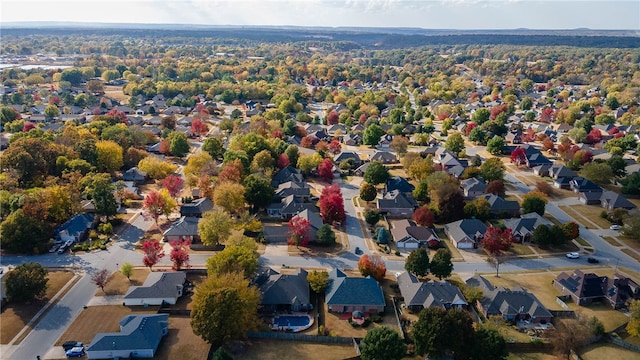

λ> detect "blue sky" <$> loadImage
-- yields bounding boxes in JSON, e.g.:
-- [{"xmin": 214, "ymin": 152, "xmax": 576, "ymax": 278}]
[{"xmin": 2, "ymin": 0, "xmax": 639, "ymax": 30}]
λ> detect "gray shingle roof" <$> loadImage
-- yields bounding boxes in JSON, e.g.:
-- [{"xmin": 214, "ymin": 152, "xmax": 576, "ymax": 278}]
[
  {"xmin": 163, "ymin": 216, "xmax": 200, "ymax": 237},
  {"xmin": 179, "ymin": 197, "xmax": 214, "ymax": 216},
  {"xmin": 444, "ymin": 219, "xmax": 487, "ymax": 243},
  {"xmin": 397, "ymin": 272, "xmax": 467, "ymax": 309},
  {"xmin": 124, "ymin": 272, "xmax": 186, "ymax": 300},
  {"xmin": 259, "ymin": 268, "xmax": 310, "ymax": 306},
  {"xmin": 326, "ymin": 269, "xmax": 385, "ymax": 307},
  {"xmin": 87, "ymin": 314, "xmax": 168, "ymax": 353}
]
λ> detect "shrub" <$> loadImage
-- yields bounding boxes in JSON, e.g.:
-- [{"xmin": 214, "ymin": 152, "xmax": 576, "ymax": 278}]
[
  {"xmin": 362, "ymin": 318, "xmax": 372, "ymax": 327},
  {"xmin": 372, "ymin": 316, "xmax": 383, "ymax": 323}
]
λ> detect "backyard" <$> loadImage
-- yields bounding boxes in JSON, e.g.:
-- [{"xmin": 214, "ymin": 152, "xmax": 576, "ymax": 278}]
[
  {"xmin": 0, "ymin": 270, "xmax": 76, "ymax": 344},
  {"xmin": 235, "ymin": 339, "xmax": 357, "ymax": 360}
]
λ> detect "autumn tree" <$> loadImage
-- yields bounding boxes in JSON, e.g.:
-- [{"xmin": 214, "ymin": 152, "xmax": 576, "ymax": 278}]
[
  {"xmin": 95, "ymin": 140, "xmax": 124, "ymax": 173},
  {"xmin": 202, "ymin": 137, "xmax": 225, "ymax": 160},
  {"xmin": 243, "ymin": 174, "xmax": 274, "ymax": 210},
  {"xmin": 627, "ymin": 299, "xmax": 640, "ymax": 337},
  {"xmin": 162, "ymin": 174, "xmax": 184, "ymax": 199},
  {"xmin": 536, "ymin": 181, "xmax": 554, "ymax": 196},
  {"xmin": 485, "ymin": 180, "xmax": 506, "ymax": 196},
  {"xmin": 482, "ymin": 227, "xmax": 514, "ymax": 277},
  {"xmin": 364, "ymin": 161, "xmax": 390, "ymax": 185},
  {"xmin": 358, "ymin": 254, "xmax": 386, "ymax": 281},
  {"xmin": 430, "ymin": 249, "xmax": 453, "ymax": 280},
  {"xmin": 413, "ymin": 308, "xmax": 475, "ymax": 359},
  {"xmin": 522, "ymin": 193, "xmax": 547, "ymax": 215},
  {"xmin": 328, "ymin": 139, "xmax": 341, "ymax": 155},
  {"xmin": 413, "ymin": 206, "xmax": 435, "ymax": 227},
  {"xmin": 360, "ymin": 326, "xmax": 407, "ymax": 360},
  {"xmin": 142, "ymin": 240, "xmax": 165, "ymax": 271},
  {"xmin": 120, "ymin": 262, "xmax": 134, "ymax": 280},
  {"xmin": 142, "ymin": 189, "xmax": 176, "ymax": 226},
  {"xmin": 510, "ymin": 147, "xmax": 527, "ymax": 166},
  {"xmin": 92, "ymin": 268, "xmax": 109, "ymax": 292},
  {"xmin": 190, "ymin": 272, "xmax": 261, "ymax": 346},
  {"xmin": 547, "ymin": 318, "xmax": 595, "ymax": 360},
  {"xmin": 206, "ymin": 239, "xmax": 259, "ymax": 279},
  {"xmin": 319, "ymin": 184, "xmax": 346, "ymax": 224},
  {"xmin": 213, "ymin": 182, "xmax": 246, "ymax": 214},
  {"xmin": 288, "ymin": 216, "xmax": 311, "ymax": 248},
  {"xmin": 464, "ymin": 197, "xmax": 491, "ymax": 221},
  {"xmin": 317, "ymin": 158, "xmax": 334, "ymax": 181},
  {"xmin": 0, "ymin": 209, "xmax": 51, "ymax": 254},
  {"xmin": 480, "ymin": 157, "xmax": 505, "ymax": 182},
  {"xmin": 199, "ymin": 209, "xmax": 234, "ymax": 246},
  {"xmin": 4, "ymin": 262, "xmax": 48, "ymax": 302},
  {"xmin": 316, "ymin": 224, "xmax": 336, "ymax": 245},
  {"xmin": 138, "ymin": 156, "xmax": 178, "ymax": 180},
  {"xmin": 364, "ymin": 209, "xmax": 382, "ymax": 227},
  {"xmin": 170, "ymin": 239, "xmax": 191, "ymax": 270},
  {"xmin": 444, "ymin": 132, "xmax": 465, "ymax": 155},
  {"xmin": 486, "ymin": 135, "xmax": 505, "ymax": 155},
  {"xmin": 307, "ymin": 270, "xmax": 330, "ymax": 294},
  {"xmin": 191, "ymin": 118, "xmax": 209, "ymax": 136},
  {"xmin": 390, "ymin": 136, "xmax": 409, "ymax": 155},
  {"xmin": 405, "ymin": 248, "xmax": 430, "ymax": 277},
  {"xmin": 359, "ymin": 182, "xmax": 378, "ymax": 203}
]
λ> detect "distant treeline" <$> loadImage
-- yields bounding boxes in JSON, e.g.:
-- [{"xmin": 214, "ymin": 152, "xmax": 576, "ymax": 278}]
[{"xmin": 3, "ymin": 27, "xmax": 639, "ymax": 49}]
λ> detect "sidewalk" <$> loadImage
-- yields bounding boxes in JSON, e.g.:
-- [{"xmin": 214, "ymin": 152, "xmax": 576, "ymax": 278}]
[{"xmin": 86, "ymin": 295, "xmax": 125, "ymax": 306}]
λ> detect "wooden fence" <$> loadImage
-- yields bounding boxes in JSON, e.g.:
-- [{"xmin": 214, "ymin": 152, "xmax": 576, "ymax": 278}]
[{"xmin": 247, "ymin": 331, "xmax": 358, "ymax": 344}]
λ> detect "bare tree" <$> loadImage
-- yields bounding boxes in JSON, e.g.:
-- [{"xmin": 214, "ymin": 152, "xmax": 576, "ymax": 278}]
[{"xmin": 91, "ymin": 268, "xmax": 109, "ymax": 292}]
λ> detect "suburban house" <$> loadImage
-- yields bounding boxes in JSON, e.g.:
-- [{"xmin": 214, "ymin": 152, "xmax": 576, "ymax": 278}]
[
  {"xmin": 396, "ymin": 272, "xmax": 468, "ymax": 312},
  {"xmin": 386, "ymin": 176, "xmax": 415, "ymax": 194},
  {"xmin": 55, "ymin": 213, "xmax": 95, "ymax": 244},
  {"xmin": 443, "ymin": 219, "xmax": 488, "ymax": 249},
  {"xmin": 553, "ymin": 176, "xmax": 573, "ymax": 189},
  {"xmin": 525, "ymin": 151, "xmax": 552, "ymax": 168},
  {"xmin": 570, "ymin": 177, "xmax": 603, "ymax": 193},
  {"xmin": 466, "ymin": 275, "xmax": 553, "ymax": 324},
  {"xmin": 123, "ymin": 271, "xmax": 186, "ymax": 306},
  {"xmin": 266, "ymin": 195, "xmax": 319, "ymax": 220},
  {"xmin": 370, "ymin": 151, "xmax": 398, "ymax": 164},
  {"xmin": 478, "ymin": 194, "xmax": 521, "ymax": 218},
  {"xmin": 291, "ymin": 209, "xmax": 323, "ymax": 242},
  {"xmin": 163, "ymin": 216, "xmax": 200, "ymax": 243},
  {"xmin": 343, "ymin": 133, "xmax": 361, "ymax": 146},
  {"xmin": 600, "ymin": 191, "xmax": 637, "ymax": 211},
  {"xmin": 461, "ymin": 178, "xmax": 487, "ymax": 198},
  {"xmin": 504, "ymin": 212, "xmax": 553, "ymax": 243},
  {"xmin": 334, "ymin": 151, "xmax": 362, "ymax": 167},
  {"xmin": 553, "ymin": 270, "xmax": 640, "ymax": 309},
  {"xmin": 271, "ymin": 166, "xmax": 304, "ymax": 187},
  {"xmin": 579, "ymin": 192, "xmax": 602, "ymax": 205},
  {"xmin": 179, "ymin": 197, "xmax": 214, "ymax": 217},
  {"xmin": 354, "ymin": 162, "xmax": 372, "ymax": 176},
  {"xmin": 533, "ymin": 164, "xmax": 552, "ymax": 177},
  {"xmin": 549, "ymin": 165, "xmax": 577, "ymax": 179},
  {"xmin": 326, "ymin": 269, "xmax": 386, "ymax": 314},
  {"xmin": 377, "ymin": 190, "xmax": 418, "ymax": 217},
  {"xmin": 256, "ymin": 268, "xmax": 312, "ymax": 313},
  {"xmin": 86, "ymin": 314, "xmax": 169, "ymax": 359},
  {"xmin": 390, "ymin": 219, "xmax": 439, "ymax": 249},
  {"xmin": 122, "ymin": 167, "xmax": 148, "ymax": 184},
  {"xmin": 274, "ymin": 181, "xmax": 310, "ymax": 200}
]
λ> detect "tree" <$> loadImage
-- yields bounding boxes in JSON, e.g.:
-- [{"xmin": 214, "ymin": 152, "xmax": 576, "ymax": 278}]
[
  {"xmin": 191, "ymin": 118, "xmax": 209, "ymax": 136},
  {"xmin": 485, "ymin": 180, "xmax": 506, "ymax": 196},
  {"xmin": 142, "ymin": 240, "xmax": 165, "ymax": 271},
  {"xmin": 359, "ymin": 182, "xmax": 378, "ymax": 202},
  {"xmin": 95, "ymin": 140, "xmax": 124, "ymax": 173},
  {"xmin": 482, "ymin": 227, "xmax": 514, "ymax": 277},
  {"xmin": 363, "ymin": 124, "xmax": 385, "ymax": 146},
  {"xmin": 622, "ymin": 214, "xmax": 640, "ymax": 241},
  {"xmin": 360, "ymin": 326, "xmax": 407, "ymax": 360},
  {"xmin": 317, "ymin": 158, "xmax": 334, "ymax": 181},
  {"xmin": 358, "ymin": 254, "xmax": 386, "ymax": 281},
  {"xmin": 364, "ymin": 161, "xmax": 390, "ymax": 185},
  {"xmin": 413, "ymin": 308, "xmax": 474, "ymax": 359},
  {"xmin": 413, "ymin": 206, "xmax": 435, "ymax": 227},
  {"xmin": 532, "ymin": 225, "xmax": 554, "ymax": 248},
  {"xmin": 211, "ymin": 347, "xmax": 233, "ymax": 360},
  {"xmin": 142, "ymin": 189, "xmax": 176, "ymax": 226},
  {"xmin": 190, "ymin": 272, "xmax": 261, "ymax": 346},
  {"xmin": 405, "ymin": 248, "xmax": 430, "ymax": 277},
  {"xmin": 480, "ymin": 157, "xmax": 505, "ymax": 182},
  {"xmin": 170, "ymin": 239, "xmax": 191, "ymax": 270},
  {"xmin": 92, "ymin": 268, "xmax": 109, "ymax": 292},
  {"xmin": 276, "ymin": 153, "xmax": 290, "ymax": 169},
  {"xmin": 319, "ymin": 184, "xmax": 346, "ymax": 224},
  {"xmin": 5, "ymin": 262, "xmax": 48, "ymax": 302},
  {"xmin": 510, "ymin": 147, "xmax": 527, "ymax": 166},
  {"xmin": 546, "ymin": 318, "xmax": 593, "ymax": 360},
  {"xmin": 522, "ymin": 193, "xmax": 547, "ymax": 215},
  {"xmin": 413, "ymin": 180, "xmax": 429, "ymax": 202},
  {"xmin": 473, "ymin": 328, "xmax": 508, "ymax": 360},
  {"xmin": 562, "ymin": 222, "xmax": 580, "ymax": 240},
  {"xmin": 162, "ymin": 174, "xmax": 184, "ymax": 199},
  {"xmin": 390, "ymin": 136, "xmax": 409, "ymax": 155},
  {"xmin": 316, "ymin": 224, "xmax": 336, "ymax": 245},
  {"xmin": 202, "ymin": 137, "xmax": 225, "ymax": 160},
  {"xmin": 627, "ymin": 299, "xmax": 640, "ymax": 337},
  {"xmin": 288, "ymin": 215, "xmax": 311, "ymax": 248},
  {"xmin": 169, "ymin": 132, "xmax": 190, "ymax": 157},
  {"xmin": 120, "ymin": 262, "xmax": 134, "ymax": 280},
  {"xmin": 430, "ymin": 249, "xmax": 453, "ymax": 280},
  {"xmin": 199, "ymin": 209, "xmax": 234, "ymax": 246},
  {"xmin": 44, "ymin": 103, "xmax": 60, "ymax": 119},
  {"xmin": 139, "ymin": 156, "xmax": 178, "ymax": 180},
  {"xmin": 243, "ymin": 174, "xmax": 274, "ymax": 210},
  {"xmin": 250, "ymin": 149, "xmax": 275, "ymax": 174},
  {"xmin": 444, "ymin": 132, "xmax": 465, "ymax": 155},
  {"xmin": 486, "ymin": 135, "xmax": 505, "ymax": 155},
  {"xmin": 161, "ymin": 115, "xmax": 177, "ymax": 129},
  {"xmin": 364, "ymin": 209, "xmax": 382, "ymax": 226},
  {"xmin": 81, "ymin": 173, "xmax": 118, "ymax": 220},
  {"xmin": 213, "ymin": 182, "xmax": 245, "ymax": 214},
  {"xmin": 581, "ymin": 162, "xmax": 614, "ymax": 185},
  {"xmin": 206, "ymin": 242, "xmax": 259, "ymax": 279},
  {"xmin": 437, "ymin": 189, "xmax": 465, "ymax": 223},
  {"xmin": 307, "ymin": 270, "xmax": 330, "ymax": 294},
  {"xmin": 0, "ymin": 209, "xmax": 50, "ymax": 254},
  {"xmin": 464, "ymin": 197, "xmax": 491, "ymax": 221}
]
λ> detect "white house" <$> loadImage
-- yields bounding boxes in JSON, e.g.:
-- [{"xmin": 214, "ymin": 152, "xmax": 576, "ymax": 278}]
[
  {"xmin": 123, "ymin": 271, "xmax": 186, "ymax": 306},
  {"xmin": 86, "ymin": 314, "xmax": 169, "ymax": 359}
]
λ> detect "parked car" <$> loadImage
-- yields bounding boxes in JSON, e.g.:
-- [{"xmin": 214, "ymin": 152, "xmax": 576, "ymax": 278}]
[
  {"xmin": 57, "ymin": 245, "xmax": 67, "ymax": 254},
  {"xmin": 65, "ymin": 346, "xmax": 85, "ymax": 357},
  {"xmin": 566, "ymin": 252, "xmax": 580, "ymax": 259},
  {"xmin": 587, "ymin": 257, "xmax": 599, "ymax": 264},
  {"xmin": 49, "ymin": 244, "xmax": 60, "ymax": 253},
  {"xmin": 609, "ymin": 225, "xmax": 622, "ymax": 230},
  {"xmin": 354, "ymin": 247, "xmax": 362, "ymax": 255},
  {"xmin": 62, "ymin": 341, "xmax": 83, "ymax": 351}
]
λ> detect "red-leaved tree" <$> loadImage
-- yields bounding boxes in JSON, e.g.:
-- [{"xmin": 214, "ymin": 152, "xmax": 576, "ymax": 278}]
[
  {"xmin": 276, "ymin": 154, "xmax": 290, "ymax": 169},
  {"xmin": 319, "ymin": 184, "xmax": 346, "ymax": 225},
  {"xmin": 22, "ymin": 121, "xmax": 36, "ymax": 132},
  {"xmin": 522, "ymin": 128, "xmax": 536, "ymax": 143},
  {"xmin": 317, "ymin": 158, "xmax": 334, "ymax": 182},
  {"xmin": 464, "ymin": 122, "xmax": 478, "ymax": 136},
  {"xmin": 143, "ymin": 191, "xmax": 167, "ymax": 226},
  {"xmin": 288, "ymin": 216, "xmax": 311, "ymax": 248},
  {"xmin": 485, "ymin": 180, "xmax": 506, "ymax": 197},
  {"xmin": 191, "ymin": 118, "xmax": 209, "ymax": 137},
  {"xmin": 358, "ymin": 254, "xmax": 386, "ymax": 282},
  {"xmin": 326, "ymin": 110, "xmax": 339, "ymax": 125},
  {"xmin": 328, "ymin": 139, "xmax": 342, "ymax": 155},
  {"xmin": 510, "ymin": 147, "xmax": 527, "ymax": 166},
  {"xmin": 142, "ymin": 240, "xmax": 165, "ymax": 271},
  {"xmin": 91, "ymin": 268, "xmax": 109, "ymax": 292},
  {"xmin": 482, "ymin": 227, "xmax": 514, "ymax": 277},
  {"xmin": 413, "ymin": 206, "xmax": 435, "ymax": 227},
  {"xmin": 585, "ymin": 129, "xmax": 603, "ymax": 144},
  {"xmin": 162, "ymin": 174, "xmax": 184, "ymax": 199},
  {"xmin": 159, "ymin": 139, "xmax": 170, "ymax": 154},
  {"xmin": 170, "ymin": 239, "xmax": 190, "ymax": 270}
]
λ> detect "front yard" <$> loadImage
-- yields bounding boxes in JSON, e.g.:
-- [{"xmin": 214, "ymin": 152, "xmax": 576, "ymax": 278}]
[{"xmin": 95, "ymin": 267, "xmax": 150, "ymax": 296}]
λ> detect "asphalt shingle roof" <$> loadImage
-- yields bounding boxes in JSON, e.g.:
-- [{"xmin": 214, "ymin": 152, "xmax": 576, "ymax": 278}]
[
  {"xmin": 326, "ymin": 269, "xmax": 385, "ymax": 307},
  {"xmin": 87, "ymin": 314, "xmax": 168, "ymax": 353}
]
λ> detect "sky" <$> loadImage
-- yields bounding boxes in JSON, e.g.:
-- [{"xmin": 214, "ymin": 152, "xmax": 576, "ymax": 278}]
[{"xmin": 2, "ymin": 0, "xmax": 639, "ymax": 30}]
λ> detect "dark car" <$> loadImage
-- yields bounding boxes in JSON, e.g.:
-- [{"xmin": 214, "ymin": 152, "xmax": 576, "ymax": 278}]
[
  {"xmin": 587, "ymin": 257, "xmax": 599, "ymax": 264},
  {"xmin": 354, "ymin": 247, "xmax": 362, "ymax": 255},
  {"xmin": 62, "ymin": 341, "xmax": 83, "ymax": 351}
]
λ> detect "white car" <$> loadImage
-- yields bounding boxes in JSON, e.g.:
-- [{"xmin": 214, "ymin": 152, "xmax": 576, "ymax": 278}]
[
  {"xmin": 610, "ymin": 225, "xmax": 622, "ymax": 230},
  {"xmin": 566, "ymin": 252, "xmax": 580, "ymax": 259}
]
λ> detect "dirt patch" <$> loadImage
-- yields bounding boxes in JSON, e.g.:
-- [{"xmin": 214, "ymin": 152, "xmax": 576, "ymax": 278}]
[
  {"xmin": 95, "ymin": 267, "xmax": 151, "ymax": 296},
  {"xmin": 154, "ymin": 316, "xmax": 210, "ymax": 360},
  {"xmin": 236, "ymin": 339, "xmax": 356, "ymax": 360},
  {"xmin": 104, "ymin": 85, "xmax": 128, "ymax": 102},
  {"xmin": 0, "ymin": 270, "xmax": 75, "ymax": 344},
  {"xmin": 56, "ymin": 305, "xmax": 159, "ymax": 346}
]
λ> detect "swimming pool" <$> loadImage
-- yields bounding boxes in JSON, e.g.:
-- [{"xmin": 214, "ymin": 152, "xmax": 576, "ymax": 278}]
[{"xmin": 272, "ymin": 314, "xmax": 314, "ymax": 332}]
